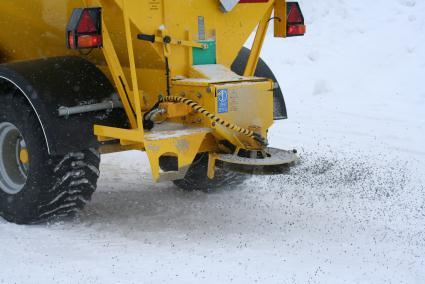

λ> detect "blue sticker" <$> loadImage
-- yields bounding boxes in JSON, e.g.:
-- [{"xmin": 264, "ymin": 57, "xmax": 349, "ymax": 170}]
[{"xmin": 217, "ymin": 89, "xmax": 229, "ymax": 113}]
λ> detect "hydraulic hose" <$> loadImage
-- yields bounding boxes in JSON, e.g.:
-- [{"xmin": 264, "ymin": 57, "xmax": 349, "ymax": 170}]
[{"xmin": 159, "ymin": 96, "xmax": 268, "ymax": 146}]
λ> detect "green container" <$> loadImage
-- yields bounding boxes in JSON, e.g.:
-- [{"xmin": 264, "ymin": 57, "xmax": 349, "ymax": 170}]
[{"xmin": 193, "ymin": 40, "xmax": 216, "ymax": 65}]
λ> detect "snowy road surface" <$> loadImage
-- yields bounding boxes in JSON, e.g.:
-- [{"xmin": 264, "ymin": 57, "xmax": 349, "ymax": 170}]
[{"xmin": 1, "ymin": 0, "xmax": 424, "ymax": 283}]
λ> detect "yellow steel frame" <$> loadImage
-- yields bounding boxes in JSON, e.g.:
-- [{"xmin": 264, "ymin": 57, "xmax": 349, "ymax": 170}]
[
  {"xmin": 92, "ymin": 0, "xmax": 281, "ymax": 181},
  {"xmin": 94, "ymin": 1, "xmax": 218, "ymax": 181},
  {"xmin": 0, "ymin": 0, "xmax": 295, "ymax": 182},
  {"xmin": 148, "ymin": 36, "xmax": 208, "ymax": 50}
]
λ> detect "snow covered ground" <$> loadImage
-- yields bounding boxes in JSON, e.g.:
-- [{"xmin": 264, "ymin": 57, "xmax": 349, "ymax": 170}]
[{"xmin": 1, "ymin": 0, "xmax": 424, "ymax": 283}]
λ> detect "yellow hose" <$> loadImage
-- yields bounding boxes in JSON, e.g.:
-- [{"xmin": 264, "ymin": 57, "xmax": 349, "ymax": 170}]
[{"xmin": 160, "ymin": 96, "xmax": 268, "ymax": 146}]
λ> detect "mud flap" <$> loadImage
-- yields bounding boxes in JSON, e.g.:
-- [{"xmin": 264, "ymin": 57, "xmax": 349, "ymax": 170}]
[{"xmin": 0, "ymin": 56, "xmax": 128, "ymax": 155}]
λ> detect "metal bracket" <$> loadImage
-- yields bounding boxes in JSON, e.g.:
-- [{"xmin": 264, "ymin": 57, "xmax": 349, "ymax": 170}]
[{"xmin": 137, "ymin": 33, "xmax": 208, "ymax": 50}]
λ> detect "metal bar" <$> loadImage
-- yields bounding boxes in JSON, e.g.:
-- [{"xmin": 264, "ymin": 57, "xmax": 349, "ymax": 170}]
[
  {"xmin": 243, "ymin": 4, "xmax": 274, "ymax": 77},
  {"xmin": 157, "ymin": 36, "xmax": 206, "ymax": 49},
  {"xmin": 198, "ymin": 16, "xmax": 206, "ymax": 40},
  {"xmin": 137, "ymin": 34, "xmax": 207, "ymax": 49},
  {"xmin": 58, "ymin": 101, "xmax": 123, "ymax": 117}
]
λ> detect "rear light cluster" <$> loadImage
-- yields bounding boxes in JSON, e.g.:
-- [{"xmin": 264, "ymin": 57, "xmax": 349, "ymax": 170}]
[
  {"xmin": 67, "ymin": 3, "xmax": 304, "ymax": 48},
  {"xmin": 286, "ymin": 2, "xmax": 306, "ymax": 37},
  {"xmin": 66, "ymin": 8, "xmax": 102, "ymax": 49},
  {"xmin": 236, "ymin": 0, "xmax": 306, "ymax": 37}
]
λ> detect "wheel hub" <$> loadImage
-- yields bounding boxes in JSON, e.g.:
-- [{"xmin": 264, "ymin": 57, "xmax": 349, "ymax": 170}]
[{"xmin": 0, "ymin": 122, "xmax": 29, "ymax": 195}]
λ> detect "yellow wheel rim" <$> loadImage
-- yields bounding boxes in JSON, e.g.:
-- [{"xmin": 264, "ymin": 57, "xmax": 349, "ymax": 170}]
[{"xmin": 19, "ymin": 148, "xmax": 29, "ymax": 165}]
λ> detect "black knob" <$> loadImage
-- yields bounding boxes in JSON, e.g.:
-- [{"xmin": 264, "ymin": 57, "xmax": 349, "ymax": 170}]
[{"xmin": 163, "ymin": 36, "xmax": 172, "ymax": 44}]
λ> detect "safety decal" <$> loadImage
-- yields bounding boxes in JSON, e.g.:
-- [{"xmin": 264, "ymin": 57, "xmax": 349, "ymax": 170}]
[{"xmin": 217, "ymin": 89, "xmax": 229, "ymax": 113}]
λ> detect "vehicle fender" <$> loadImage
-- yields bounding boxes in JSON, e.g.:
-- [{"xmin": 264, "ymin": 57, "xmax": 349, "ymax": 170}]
[{"xmin": 0, "ymin": 56, "xmax": 128, "ymax": 155}]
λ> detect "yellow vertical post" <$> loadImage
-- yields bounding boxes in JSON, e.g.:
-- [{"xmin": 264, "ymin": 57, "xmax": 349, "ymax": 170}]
[
  {"xmin": 243, "ymin": 4, "xmax": 274, "ymax": 77},
  {"xmin": 274, "ymin": 0, "xmax": 287, "ymax": 38},
  {"xmin": 90, "ymin": 0, "xmax": 138, "ymax": 129},
  {"xmin": 207, "ymin": 153, "xmax": 217, "ymax": 180},
  {"xmin": 123, "ymin": 0, "xmax": 144, "ymax": 132},
  {"xmin": 101, "ymin": 23, "xmax": 137, "ymax": 129},
  {"xmin": 186, "ymin": 30, "xmax": 193, "ymax": 67}
]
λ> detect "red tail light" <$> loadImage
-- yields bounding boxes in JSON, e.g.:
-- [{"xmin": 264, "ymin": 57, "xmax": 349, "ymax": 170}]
[
  {"xmin": 77, "ymin": 10, "xmax": 98, "ymax": 33},
  {"xmin": 66, "ymin": 8, "xmax": 102, "ymax": 49},
  {"xmin": 286, "ymin": 2, "xmax": 306, "ymax": 37}
]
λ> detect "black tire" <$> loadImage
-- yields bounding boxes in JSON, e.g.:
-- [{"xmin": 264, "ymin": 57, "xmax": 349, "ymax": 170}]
[
  {"xmin": 160, "ymin": 154, "xmax": 247, "ymax": 191},
  {"xmin": 0, "ymin": 92, "xmax": 100, "ymax": 224}
]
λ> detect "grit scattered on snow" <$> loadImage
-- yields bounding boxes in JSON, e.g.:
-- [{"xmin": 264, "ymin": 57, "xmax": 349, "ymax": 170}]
[{"xmin": 1, "ymin": 0, "xmax": 424, "ymax": 283}]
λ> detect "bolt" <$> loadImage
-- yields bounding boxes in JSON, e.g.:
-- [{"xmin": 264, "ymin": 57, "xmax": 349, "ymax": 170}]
[{"xmin": 197, "ymin": 93, "xmax": 202, "ymax": 99}]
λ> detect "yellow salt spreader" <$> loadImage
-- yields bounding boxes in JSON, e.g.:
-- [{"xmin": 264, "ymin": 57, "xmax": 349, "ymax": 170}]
[{"xmin": 0, "ymin": 0, "xmax": 305, "ymax": 224}]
